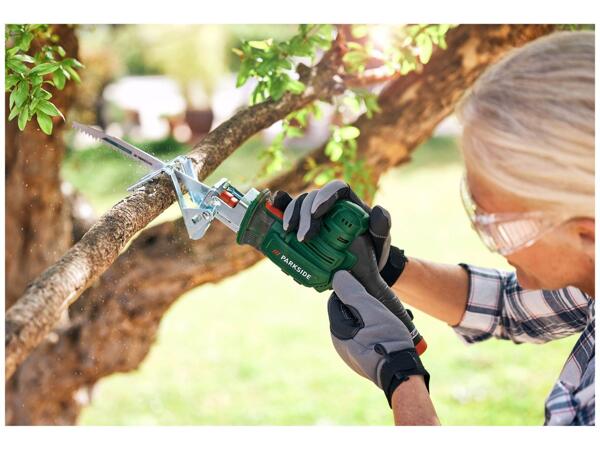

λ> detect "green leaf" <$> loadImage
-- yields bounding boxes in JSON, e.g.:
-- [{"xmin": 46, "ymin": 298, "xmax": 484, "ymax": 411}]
[
  {"xmin": 18, "ymin": 108, "xmax": 28, "ymax": 131},
  {"xmin": 7, "ymin": 46, "xmax": 20, "ymax": 57},
  {"xmin": 351, "ymin": 25, "xmax": 369, "ymax": 38},
  {"xmin": 270, "ymin": 77, "xmax": 286, "ymax": 100},
  {"xmin": 400, "ymin": 58, "xmax": 416, "ymax": 75},
  {"xmin": 417, "ymin": 34, "xmax": 433, "ymax": 64},
  {"xmin": 8, "ymin": 106, "xmax": 20, "ymax": 121},
  {"xmin": 5, "ymin": 74, "xmax": 21, "ymax": 90},
  {"xmin": 14, "ymin": 54, "xmax": 35, "ymax": 63},
  {"xmin": 14, "ymin": 81, "xmax": 29, "ymax": 108},
  {"xmin": 52, "ymin": 69, "xmax": 66, "ymax": 89},
  {"xmin": 314, "ymin": 168, "xmax": 335, "ymax": 186},
  {"xmin": 343, "ymin": 50, "xmax": 368, "ymax": 73},
  {"xmin": 29, "ymin": 98, "xmax": 39, "ymax": 112},
  {"xmin": 37, "ymin": 99, "xmax": 64, "ymax": 119},
  {"xmin": 438, "ymin": 24, "xmax": 451, "ymax": 35},
  {"xmin": 236, "ymin": 59, "xmax": 251, "ymax": 87},
  {"xmin": 19, "ymin": 32, "xmax": 34, "ymax": 51},
  {"xmin": 337, "ymin": 126, "xmax": 360, "ymax": 141},
  {"xmin": 7, "ymin": 58, "xmax": 28, "ymax": 74},
  {"xmin": 64, "ymin": 66, "xmax": 81, "ymax": 83},
  {"xmin": 344, "ymin": 95, "xmax": 361, "ymax": 113},
  {"xmin": 36, "ymin": 111, "xmax": 53, "ymax": 135},
  {"xmin": 30, "ymin": 62, "xmax": 59, "ymax": 76},
  {"xmin": 311, "ymin": 103, "xmax": 323, "ymax": 120},
  {"xmin": 236, "ymin": 71, "xmax": 248, "ymax": 88},
  {"xmin": 362, "ymin": 94, "xmax": 381, "ymax": 117},
  {"xmin": 285, "ymin": 78, "xmax": 305, "ymax": 95},
  {"xmin": 9, "ymin": 90, "xmax": 16, "ymax": 109},
  {"xmin": 286, "ymin": 127, "xmax": 304, "ymax": 138},
  {"xmin": 347, "ymin": 42, "xmax": 363, "ymax": 51},
  {"xmin": 325, "ymin": 140, "xmax": 344, "ymax": 162},
  {"xmin": 438, "ymin": 35, "xmax": 448, "ymax": 50},
  {"xmin": 62, "ymin": 58, "xmax": 84, "ymax": 68},
  {"xmin": 56, "ymin": 45, "xmax": 66, "ymax": 57},
  {"xmin": 30, "ymin": 75, "xmax": 43, "ymax": 86},
  {"xmin": 248, "ymin": 39, "xmax": 272, "ymax": 50}
]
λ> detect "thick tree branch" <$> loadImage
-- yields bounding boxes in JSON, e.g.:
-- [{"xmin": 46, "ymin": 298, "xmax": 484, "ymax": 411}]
[{"xmin": 5, "ymin": 42, "xmax": 346, "ymax": 379}]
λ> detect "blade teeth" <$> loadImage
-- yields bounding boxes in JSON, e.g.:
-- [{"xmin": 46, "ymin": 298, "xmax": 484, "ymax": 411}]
[{"xmin": 72, "ymin": 122, "xmax": 105, "ymax": 141}]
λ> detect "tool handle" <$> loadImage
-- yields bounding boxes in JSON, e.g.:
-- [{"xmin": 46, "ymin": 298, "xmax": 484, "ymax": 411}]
[{"xmin": 349, "ymin": 235, "xmax": 427, "ymax": 355}]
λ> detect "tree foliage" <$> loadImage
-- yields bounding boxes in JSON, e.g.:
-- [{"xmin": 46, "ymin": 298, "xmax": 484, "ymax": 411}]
[
  {"xmin": 5, "ymin": 24, "xmax": 83, "ymax": 135},
  {"xmin": 234, "ymin": 24, "xmax": 455, "ymax": 198}
]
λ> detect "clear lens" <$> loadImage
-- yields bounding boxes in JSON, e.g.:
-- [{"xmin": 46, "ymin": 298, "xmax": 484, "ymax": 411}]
[
  {"xmin": 460, "ymin": 176, "xmax": 565, "ymax": 255},
  {"xmin": 480, "ymin": 217, "xmax": 543, "ymax": 255}
]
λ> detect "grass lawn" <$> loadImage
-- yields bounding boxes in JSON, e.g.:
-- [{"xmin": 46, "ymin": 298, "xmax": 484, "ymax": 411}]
[{"xmin": 64, "ymin": 136, "xmax": 577, "ymax": 425}]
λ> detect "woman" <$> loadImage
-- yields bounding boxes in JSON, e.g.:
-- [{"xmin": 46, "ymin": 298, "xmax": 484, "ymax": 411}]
[{"xmin": 275, "ymin": 31, "xmax": 594, "ymax": 425}]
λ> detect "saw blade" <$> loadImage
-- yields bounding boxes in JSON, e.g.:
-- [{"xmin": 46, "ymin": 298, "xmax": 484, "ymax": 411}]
[
  {"xmin": 72, "ymin": 121, "xmax": 247, "ymax": 236},
  {"xmin": 72, "ymin": 122, "xmax": 165, "ymax": 170}
]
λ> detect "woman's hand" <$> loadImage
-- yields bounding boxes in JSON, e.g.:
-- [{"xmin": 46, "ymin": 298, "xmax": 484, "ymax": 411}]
[
  {"xmin": 273, "ymin": 180, "xmax": 392, "ymax": 270},
  {"xmin": 329, "ymin": 270, "xmax": 438, "ymax": 424}
]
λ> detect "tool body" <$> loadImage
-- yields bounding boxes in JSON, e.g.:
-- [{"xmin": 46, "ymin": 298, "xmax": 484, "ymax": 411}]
[{"xmin": 73, "ymin": 123, "xmax": 426, "ymax": 355}]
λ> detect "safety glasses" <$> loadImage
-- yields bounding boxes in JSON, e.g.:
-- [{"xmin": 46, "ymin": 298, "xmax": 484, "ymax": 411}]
[{"xmin": 460, "ymin": 176, "xmax": 567, "ymax": 256}]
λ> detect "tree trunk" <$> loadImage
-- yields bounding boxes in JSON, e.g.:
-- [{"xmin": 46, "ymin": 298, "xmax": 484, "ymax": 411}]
[
  {"xmin": 5, "ymin": 25, "xmax": 555, "ymax": 425},
  {"xmin": 5, "ymin": 25, "xmax": 79, "ymax": 310}
]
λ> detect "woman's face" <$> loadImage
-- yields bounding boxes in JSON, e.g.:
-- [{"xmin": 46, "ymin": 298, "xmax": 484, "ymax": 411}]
[{"xmin": 465, "ymin": 169, "xmax": 595, "ymax": 293}]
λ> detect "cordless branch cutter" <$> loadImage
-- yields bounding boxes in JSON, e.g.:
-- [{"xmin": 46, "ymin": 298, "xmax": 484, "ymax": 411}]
[{"xmin": 73, "ymin": 123, "xmax": 427, "ymax": 355}]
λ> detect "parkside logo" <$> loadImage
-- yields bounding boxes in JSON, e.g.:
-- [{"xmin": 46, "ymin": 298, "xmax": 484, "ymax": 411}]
[{"xmin": 272, "ymin": 250, "xmax": 311, "ymax": 280}]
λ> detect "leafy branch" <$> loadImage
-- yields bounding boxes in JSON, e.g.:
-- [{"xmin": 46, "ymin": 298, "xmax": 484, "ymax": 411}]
[
  {"xmin": 233, "ymin": 24, "xmax": 455, "ymax": 197},
  {"xmin": 233, "ymin": 24, "xmax": 334, "ymax": 104},
  {"xmin": 343, "ymin": 24, "xmax": 454, "ymax": 79},
  {"xmin": 5, "ymin": 24, "xmax": 84, "ymax": 135}
]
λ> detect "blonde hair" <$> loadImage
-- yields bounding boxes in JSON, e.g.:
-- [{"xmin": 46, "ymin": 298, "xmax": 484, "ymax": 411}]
[{"xmin": 456, "ymin": 31, "xmax": 595, "ymax": 219}]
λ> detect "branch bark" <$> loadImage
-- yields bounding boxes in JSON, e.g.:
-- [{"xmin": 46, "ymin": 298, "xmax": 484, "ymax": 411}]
[{"xmin": 5, "ymin": 25, "xmax": 555, "ymax": 424}]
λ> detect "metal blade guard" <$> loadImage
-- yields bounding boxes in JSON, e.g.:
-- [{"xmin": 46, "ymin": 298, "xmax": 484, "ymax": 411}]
[{"xmin": 141, "ymin": 156, "xmax": 259, "ymax": 239}]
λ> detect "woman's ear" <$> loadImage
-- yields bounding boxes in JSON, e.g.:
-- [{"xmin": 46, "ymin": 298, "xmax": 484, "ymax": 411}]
[{"xmin": 573, "ymin": 218, "xmax": 595, "ymax": 255}]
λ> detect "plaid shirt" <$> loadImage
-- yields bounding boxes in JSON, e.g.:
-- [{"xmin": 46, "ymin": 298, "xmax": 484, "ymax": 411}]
[{"xmin": 452, "ymin": 264, "xmax": 595, "ymax": 426}]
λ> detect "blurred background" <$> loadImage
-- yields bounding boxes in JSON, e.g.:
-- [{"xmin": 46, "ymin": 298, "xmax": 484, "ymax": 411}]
[{"xmin": 12, "ymin": 24, "xmax": 579, "ymax": 425}]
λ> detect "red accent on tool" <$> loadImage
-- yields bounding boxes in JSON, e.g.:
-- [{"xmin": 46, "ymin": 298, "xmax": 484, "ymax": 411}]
[
  {"xmin": 415, "ymin": 338, "xmax": 428, "ymax": 356},
  {"xmin": 265, "ymin": 201, "xmax": 284, "ymax": 219},
  {"xmin": 219, "ymin": 191, "xmax": 239, "ymax": 208}
]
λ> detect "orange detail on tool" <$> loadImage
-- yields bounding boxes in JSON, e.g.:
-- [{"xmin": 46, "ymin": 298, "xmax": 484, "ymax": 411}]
[
  {"xmin": 265, "ymin": 201, "xmax": 284, "ymax": 219},
  {"xmin": 219, "ymin": 191, "xmax": 239, "ymax": 208}
]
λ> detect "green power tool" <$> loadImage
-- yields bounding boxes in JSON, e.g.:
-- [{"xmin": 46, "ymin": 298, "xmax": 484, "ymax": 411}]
[
  {"xmin": 237, "ymin": 190, "xmax": 368, "ymax": 291},
  {"xmin": 73, "ymin": 122, "xmax": 427, "ymax": 355}
]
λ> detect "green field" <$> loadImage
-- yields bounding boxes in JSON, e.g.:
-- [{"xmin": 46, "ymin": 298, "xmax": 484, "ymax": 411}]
[{"xmin": 63, "ymin": 136, "xmax": 577, "ymax": 425}]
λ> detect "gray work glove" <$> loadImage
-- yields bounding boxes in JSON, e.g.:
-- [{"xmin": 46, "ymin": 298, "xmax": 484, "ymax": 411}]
[
  {"xmin": 273, "ymin": 180, "xmax": 407, "ymax": 285},
  {"xmin": 329, "ymin": 270, "xmax": 430, "ymax": 406}
]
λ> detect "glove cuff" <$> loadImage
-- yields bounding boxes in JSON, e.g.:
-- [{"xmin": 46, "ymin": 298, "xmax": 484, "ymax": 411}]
[
  {"xmin": 380, "ymin": 348, "xmax": 430, "ymax": 408},
  {"xmin": 379, "ymin": 246, "xmax": 408, "ymax": 287}
]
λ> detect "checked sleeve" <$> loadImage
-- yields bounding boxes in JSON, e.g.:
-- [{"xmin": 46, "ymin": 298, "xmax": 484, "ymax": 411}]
[{"xmin": 452, "ymin": 264, "xmax": 590, "ymax": 345}]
